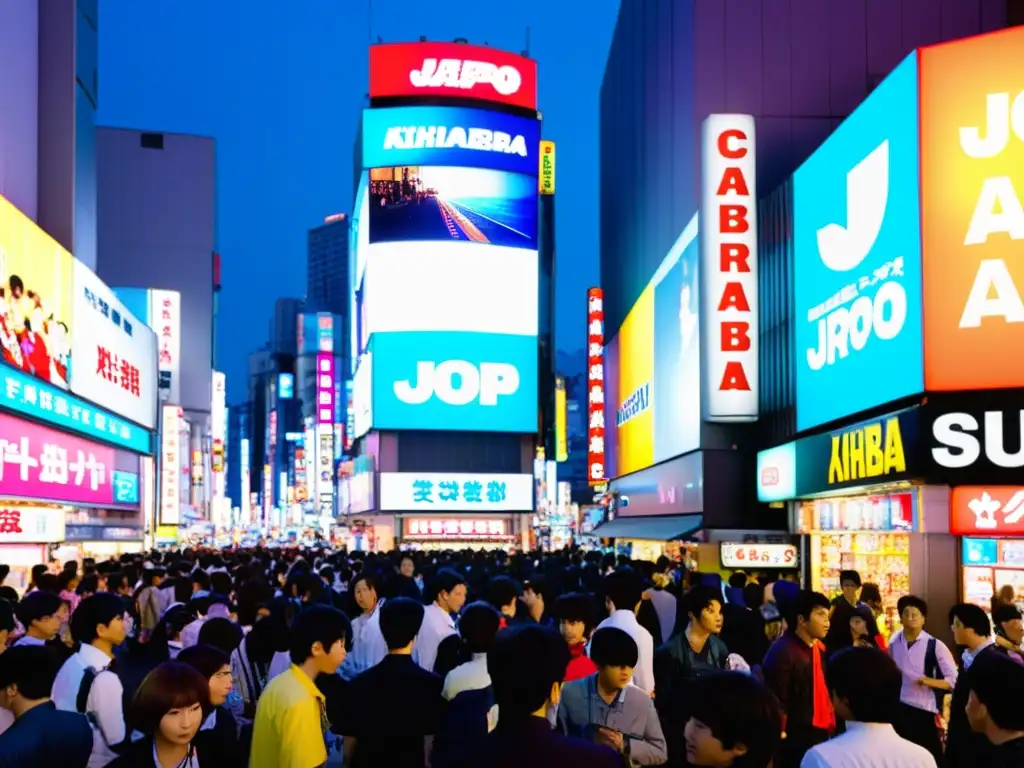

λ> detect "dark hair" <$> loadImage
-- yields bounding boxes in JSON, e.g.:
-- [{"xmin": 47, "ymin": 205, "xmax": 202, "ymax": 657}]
[
  {"xmin": 553, "ymin": 592, "xmax": 597, "ymax": 638},
  {"xmin": 897, "ymin": 595, "xmax": 928, "ymax": 618},
  {"xmin": 603, "ymin": 569, "xmax": 642, "ymax": 613},
  {"xmin": 0, "ymin": 587, "xmax": 16, "ymax": 604},
  {"xmin": 0, "ymin": 599, "xmax": 14, "ymax": 633},
  {"xmin": 176, "ymin": 644, "xmax": 231, "ymax": 680},
  {"xmin": 289, "ymin": 606, "xmax": 351, "ymax": 664},
  {"xmin": 993, "ymin": 603, "xmax": 1023, "ymax": 628},
  {"xmin": 0, "ymin": 645, "xmax": 61, "ymax": 699},
  {"xmin": 839, "ymin": 570, "xmax": 862, "ymax": 588},
  {"xmin": 859, "ymin": 583, "xmax": 882, "ymax": 605},
  {"xmin": 728, "ymin": 572, "xmax": 748, "ymax": 589},
  {"xmin": 827, "ymin": 647, "xmax": 901, "ymax": 723},
  {"xmin": 458, "ymin": 602, "xmax": 501, "ymax": 655},
  {"xmin": 351, "ymin": 572, "xmax": 380, "ymax": 595},
  {"xmin": 427, "ymin": 569, "xmax": 466, "ymax": 604},
  {"xmin": 15, "ymin": 590, "xmax": 63, "ymax": 627},
  {"xmin": 688, "ymin": 672, "xmax": 783, "ymax": 767},
  {"xmin": 197, "ymin": 617, "xmax": 244, "ymax": 655},
  {"xmin": 949, "ymin": 603, "xmax": 991, "ymax": 638},
  {"xmin": 686, "ymin": 585, "xmax": 723, "ymax": 619},
  {"xmin": 380, "ymin": 597, "xmax": 425, "ymax": 650},
  {"xmin": 487, "ymin": 626, "xmax": 568, "ymax": 720},
  {"xmin": 782, "ymin": 590, "xmax": 830, "ymax": 630},
  {"xmin": 523, "ymin": 575, "xmax": 552, "ymax": 605},
  {"xmin": 68, "ymin": 593, "xmax": 127, "ymax": 645},
  {"xmin": 969, "ymin": 652, "xmax": 1024, "ymax": 731},
  {"xmin": 130, "ymin": 662, "xmax": 210, "ymax": 734},
  {"xmin": 589, "ymin": 627, "xmax": 639, "ymax": 669},
  {"xmin": 191, "ymin": 571, "xmax": 210, "ymax": 590},
  {"xmin": 76, "ymin": 574, "xmax": 100, "ymax": 596},
  {"xmin": 743, "ymin": 582, "xmax": 763, "ymax": 611},
  {"xmin": 34, "ymin": 573, "xmax": 59, "ymax": 594},
  {"xmin": 486, "ymin": 576, "xmax": 521, "ymax": 611}
]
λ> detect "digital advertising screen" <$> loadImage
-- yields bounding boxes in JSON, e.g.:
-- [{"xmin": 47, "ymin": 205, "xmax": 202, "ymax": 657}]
[
  {"xmin": 362, "ymin": 106, "xmax": 541, "ymax": 177},
  {"xmin": 603, "ymin": 221, "xmax": 702, "ymax": 479},
  {"xmin": 368, "ymin": 166, "xmax": 537, "ymax": 249},
  {"xmin": 370, "ymin": 330, "xmax": 537, "ymax": 433},
  {"xmin": 794, "ymin": 52, "xmax": 923, "ymax": 432}
]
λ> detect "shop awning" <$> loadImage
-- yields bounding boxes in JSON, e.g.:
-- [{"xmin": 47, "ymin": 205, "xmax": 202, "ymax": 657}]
[{"xmin": 591, "ymin": 514, "xmax": 703, "ymax": 541}]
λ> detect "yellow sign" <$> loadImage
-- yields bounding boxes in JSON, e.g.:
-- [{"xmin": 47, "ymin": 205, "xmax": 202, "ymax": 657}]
[
  {"xmin": 828, "ymin": 416, "xmax": 906, "ymax": 485},
  {"xmin": 155, "ymin": 525, "xmax": 178, "ymax": 542},
  {"xmin": 539, "ymin": 140, "xmax": 556, "ymax": 194},
  {"xmin": 555, "ymin": 377, "xmax": 568, "ymax": 462}
]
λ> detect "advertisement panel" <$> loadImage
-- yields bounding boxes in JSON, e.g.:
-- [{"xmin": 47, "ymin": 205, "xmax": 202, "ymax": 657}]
[
  {"xmin": 539, "ymin": 140, "xmax": 555, "ymax": 194},
  {"xmin": 0, "ymin": 194, "xmax": 74, "ymax": 390},
  {"xmin": 149, "ymin": 290, "xmax": 181, "ymax": 405},
  {"xmin": 160, "ymin": 405, "xmax": 182, "ymax": 525},
  {"xmin": 951, "ymin": 486, "xmax": 1024, "ymax": 536},
  {"xmin": 0, "ymin": 411, "xmax": 116, "ymax": 505},
  {"xmin": 604, "ymin": 219, "xmax": 701, "ymax": 478},
  {"xmin": 379, "ymin": 471, "xmax": 533, "ymax": 512},
  {"xmin": 362, "ymin": 106, "xmax": 541, "ymax": 177},
  {"xmin": 793, "ymin": 52, "xmax": 923, "ymax": 431},
  {"xmin": 315, "ymin": 353, "xmax": 335, "ymax": 426},
  {"xmin": 363, "ymin": 241, "xmax": 537, "ymax": 337},
  {"xmin": 278, "ymin": 373, "xmax": 294, "ymax": 400},
  {"xmin": 554, "ymin": 376, "xmax": 568, "ymax": 463},
  {"xmin": 587, "ymin": 288, "xmax": 606, "ymax": 483},
  {"xmin": 239, "ymin": 437, "xmax": 250, "ymax": 522},
  {"xmin": 607, "ymin": 451, "xmax": 704, "ymax": 517},
  {"xmin": 756, "ymin": 443, "xmax": 797, "ymax": 502},
  {"xmin": 211, "ymin": 371, "xmax": 226, "ymax": 473},
  {"xmin": 721, "ymin": 543, "xmax": 798, "ymax": 569},
  {"xmin": 700, "ymin": 114, "xmax": 758, "ymax": 421},
  {"xmin": 352, "ymin": 352, "xmax": 373, "ymax": 440},
  {"xmin": 925, "ymin": 397, "xmax": 1024, "ymax": 484},
  {"xmin": 371, "ymin": 330, "xmax": 537, "ymax": 433},
  {"xmin": 70, "ymin": 261, "xmax": 157, "ymax": 429},
  {"xmin": 318, "ymin": 424, "xmax": 334, "ymax": 516},
  {"xmin": 0, "ymin": 505, "xmax": 65, "ymax": 543},
  {"xmin": 368, "ymin": 166, "xmax": 537, "ymax": 249},
  {"xmin": 403, "ymin": 517, "xmax": 513, "ymax": 540},
  {"xmin": 920, "ymin": 27, "xmax": 1024, "ymax": 390},
  {"xmin": 369, "ymin": 42, "xmax": 538, "ymax": 110},
  {"xmin": 298, "ymin": 312, "xmax": 335, "ymax": 355}
]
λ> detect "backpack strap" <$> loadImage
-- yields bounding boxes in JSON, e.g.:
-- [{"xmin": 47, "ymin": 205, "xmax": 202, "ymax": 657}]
[
  {"xmin": 923, "ymin": 637, "xmax": 947, "ymax": 711},
  {"xmin": 76, "ymin": 667, "xmax": 98, "ymax": 715}
]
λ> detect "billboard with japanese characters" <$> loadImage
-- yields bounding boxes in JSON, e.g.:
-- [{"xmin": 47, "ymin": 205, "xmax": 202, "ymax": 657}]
[{"xmin": 379, "ymin": 471, "xmax": 533, "ymax": 512}]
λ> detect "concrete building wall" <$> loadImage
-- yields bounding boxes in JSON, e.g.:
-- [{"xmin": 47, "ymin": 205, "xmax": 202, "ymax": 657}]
[{"xmin": 0, "ymin": 2, "xmax": 39, "ymax": 221}]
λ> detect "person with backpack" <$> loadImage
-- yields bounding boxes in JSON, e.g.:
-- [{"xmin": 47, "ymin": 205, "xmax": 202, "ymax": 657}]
[{"xmin": 51, "ymin": 593, "xmax": 130, "ymax": 768}]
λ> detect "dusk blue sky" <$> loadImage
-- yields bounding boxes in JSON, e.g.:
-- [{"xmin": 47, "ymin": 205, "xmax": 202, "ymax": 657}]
[{"xmin": 98, "ymin": 0, "xmax": 619, "ymax": 403}]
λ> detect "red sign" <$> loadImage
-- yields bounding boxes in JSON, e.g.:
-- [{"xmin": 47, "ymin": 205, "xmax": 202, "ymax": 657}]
[
  {"xmin": 587, "ymin": 288, "xmax": 606, "ymax": 485},
  {"xmin": 404, "ymin": 518, "xmax": 510, "ymax": 539},
  {"xmin": 369, "ymin": 42, "xmax": 538, "ymax": 110},
  {"xmin": 951, "ymin": 486, "xmax": 1024, "ymax": 535}
]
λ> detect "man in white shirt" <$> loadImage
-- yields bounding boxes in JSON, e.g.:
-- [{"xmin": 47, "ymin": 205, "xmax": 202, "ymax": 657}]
[
  {"xmin": 12, "ymin": 591, "xmax": 64, "ymax": 647},
  {"xmin": 593, "ymin": 569, "xmax": 654, "ymax": 694},
  {"xmin": 340, "ymin": 574, "xmax": 388, "ymax": 680},
  {"xmin": 801, "ymin": 646, "xmax": 936, "ymax": 768},
  {"xmin": 413, "ymin": 569, "xmax": 466, "ymax": 673},
  {"xmin": 52, "ymin": 593, "xmax": 130, "ymax": 768}
]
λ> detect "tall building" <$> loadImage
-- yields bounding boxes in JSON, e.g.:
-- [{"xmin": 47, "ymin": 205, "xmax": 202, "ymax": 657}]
[
  {"xmin": 307, "ymin": 214, "xmax": 350, "ymax": 317},
  {"xmin": 271, "ymin": 297, "xmax": 304, "ymax": 357}
]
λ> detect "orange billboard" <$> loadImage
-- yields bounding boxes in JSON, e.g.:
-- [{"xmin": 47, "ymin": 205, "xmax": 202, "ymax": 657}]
[{"xmin": 920, "ymin": 27, "xmax": 1024, "ymax": 390}]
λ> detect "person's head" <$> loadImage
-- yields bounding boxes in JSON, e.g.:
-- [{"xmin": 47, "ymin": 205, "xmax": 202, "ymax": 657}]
[
  {"xmin": 783, "ymin": 590, "xmax": 830, "ymax": 641},
  {"xmin": 589, "ymin": 627, "xmax": 638, "ymax": 691},
  {"xmin": 0, "ymin": 599, "xmax": 13, "ymax": 648},
  {"xmin": 399, "ymin": 554, "xmax": 415, "ymax": 578},
  {"xmin": 993, "ymin": 603, "xmax": 1024, "ymax": 647},
  {"xmin": 191, "ymin": 571, "xmax": 210, "ymax": 594},
  {"xmin": 197, "ymin": 617, "xmax": 244, "ymax": 656},
  {"xmin": 379, "ymin": 596, "xmax": 425, "ymax": 652},
  {"xmin": 457, "ymin": 602, "xmax": 501, "ymax": 655},
  {"xmin": 0, "ymin": 646, "xmax": 60, "ymax": 715},
  {"xmin": 487, "ymin": 625, "xmax": 568, "ymax": 721},
  {"xmin": 15, "ymin": 590, "xmax": 65, "ymax": 640},
  {"xmin": 967, "ymin": 652, "xmax": 1024, "ymax": 738},
  {"xmin": 176, "ymin": 645, "xmax": 233, "ymax": 707},
  {"xmin": 522, "ymin": 576, "xmax": 551, "ymax": 615},
  {"xmin": 897, "ymin": 595, "xmax": 928, "ymax": 635},
  {"xmin": 728, "ymin": 572, "xmax": 747, "ymax": 590},
  {"xmin": 826, "ymin": 646, "xmax": 900, "ymax": 724},
  {"xmin": 70, "ymin": 592, "xmax": 129, "ymax": 648},
  {"xmin": 603, "ymin": 569, "xmax": 642, "ymax": 615},
  {"xmin": 554, "ymin": 592, "xmax": 596, "ymax": 646},
  {"xmin": 839, "ymin": 570, "xmax": 861, "ymax": 604},
  {"xmin": 686, "ymin": 585, "xmax": 724, "ymax": 635},
  {"xmin": 849, "ymin": 604, "xmax": 878, "ymax": 642},
  {"xmin": 684, "ymin": 672, "xmax": 783, "ymax": 767},
  {"xmin": 859, "ymin": 583, "xmax": 882, "ymax": 611},
  {"xmin": 351, "ymin": 573, "xmax": 380, "ymax": 614},
  {"xmin": 950, "ymin": 603, "xmax": 991, "ymax": 647},
  {"xmin": 429, "ymin": 569, "xmax": 467, "ymax": 614},
  {"xmin": 57, "ymin": 569, "xmax": 78, "ymax": 594},
  {"xmin": 742, "ymin": 582, "xmax": 763, "ymax": 612},
  {"xmin": 130, "ymin": 662, "xmax": 209, "ymax": 747},
  {"xmin": 486, "ymin": 576, "xmax": 521, "ymax": 618},
  {"xmin": 75, "ymin": 573, "xmax": 99, "ymax": 598},
  {"xmin": 996, "ymin": 584, "xmax": 1016, "ymax": 606},
  {"xmin": 288, "ymin": 606, "xmax": 350, "ymax": 673}
]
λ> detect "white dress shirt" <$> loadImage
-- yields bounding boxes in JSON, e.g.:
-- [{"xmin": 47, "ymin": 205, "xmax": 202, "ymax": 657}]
[
  {"xmin": 800, "ymin": 722, "xmax": 937, "ymax": 767},
  {"xmin": 443, "ymin": 653, "xmax": 491, "ymax": 701},
  {"xmin": 413, "ymin": 603, "xmax": 457, "ymax": 673},
  {"xmin": 180, "ymin": 617, "xmax": 207, "ymax": 649},
  {"xmin": 888, "ymin": 629, "xmax": 957, "ymax": 714},
  {"xmin": 594, "ymin": 609, "xmax": 655, "ymax": 694},
  {"xmin": 340, "ymin": 599, "xmax": 388, "ymax": 680},
  {"xmin": 52, "ymin": 643, "xmax": 126, "ymax": 768}
]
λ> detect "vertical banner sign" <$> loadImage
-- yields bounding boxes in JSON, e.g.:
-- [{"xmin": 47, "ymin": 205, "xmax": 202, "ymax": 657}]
[
  {"xmin": 160, "ymin": 405, "xmax": 182, "ymax": 525},
  {"xmin": 318, "ymin": 425, "xmax": 335, "ymax": 517},
  {"xmin": 211, "ymin": 372, "xmax": 226, "ymax": 474},
  {"xmin": 555, "ymin": 376, "xmax": 568, "ymax": 462},
  {"xmin": 239, "ymin": 438, "xmax": 250, "ymax": 523},
  {"xmin": 150, "ymin": 290, "xmax": 181, "ymax": 405},
  {"xmin": 316, "ymin": 353, "xmax": 335, "ymax": 425},
  {"xmin": 345, "ymin": 380, "xmax": 355, "ymax": 451},
  {"xmin": 587, "ymin": 288, "xmax": 606, "ymax": 484},
  {"xmin": 700, "ymin": 114, "xmax": 759, "ymax": 422},
  {"xmin": 262, "ymin": 464, "xmax": 272, "ymax": 521},
  {"xmin": 539, "ymin": 140, "xmax": 556, "ymax": 194}
]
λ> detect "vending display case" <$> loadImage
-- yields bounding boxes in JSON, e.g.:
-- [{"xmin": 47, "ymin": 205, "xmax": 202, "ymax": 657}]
[{"xmin": 962, "ymin": 537, "xmax": 1024, "ymax": 612}]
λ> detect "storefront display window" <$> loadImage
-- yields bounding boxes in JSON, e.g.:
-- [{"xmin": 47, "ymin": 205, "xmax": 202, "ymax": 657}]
[{"xmin": 962, "ymin": 538, "xmax": 1024, "ymax": 612}]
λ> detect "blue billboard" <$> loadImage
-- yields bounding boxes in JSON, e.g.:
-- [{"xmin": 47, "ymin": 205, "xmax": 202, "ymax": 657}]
[
  {"xmin": 793, "ymin": 52, "xmax": 923, "ymax": 432},
  {"xmin": 371, "ymin": 330, "xmax": 537, "ymax": 433},
  {"xmin": 278, "ymin": 373, "xmax": 294, "ymax": 399},
  {"xmin": 362, "ymin": 106, "xmax": 541, "ymax": 176}
]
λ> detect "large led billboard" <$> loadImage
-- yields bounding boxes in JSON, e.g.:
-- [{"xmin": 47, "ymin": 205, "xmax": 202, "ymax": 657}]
[
  {"xmin": 370, "ymin": 330, "xmax": 537, "ymax": 433},
  {"xmin": 369, "ymin": 166, "xmax": 537, "ymax": 249},
  {"xmin": 604, "ymin": 217, "xmax": 701, "ymax": 479},
  {"xmin": 362, "ymin": 106, "xmax": 541, "ymax": 177},
  {"xmin": 793, "ymin": 52, "xmax": 923, "ymax": 432}
]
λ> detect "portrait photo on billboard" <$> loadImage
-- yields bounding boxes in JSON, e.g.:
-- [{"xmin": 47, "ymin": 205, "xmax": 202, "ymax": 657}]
[
  {"xmin": 368, "ymin": 166, "xmax": 537, "ymax": 250},
  {"xmin": 0, "ymin": 194, "xmax": 74, "ymax": 391}
]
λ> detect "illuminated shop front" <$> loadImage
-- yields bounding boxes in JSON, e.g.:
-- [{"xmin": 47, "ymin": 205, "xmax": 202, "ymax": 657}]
[
  {"xmin": 0, "ymin": 506, "xmax": 65, "ymax": 592},
  {"xmin": 399, "ymin": 516, "xmax": 516, "ymax": 551}
]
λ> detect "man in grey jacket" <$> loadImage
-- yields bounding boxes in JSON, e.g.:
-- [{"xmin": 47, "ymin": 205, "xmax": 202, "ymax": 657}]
[{"xmin": 558, "ymin": 627, "xmax": 668, "ymax": 765}]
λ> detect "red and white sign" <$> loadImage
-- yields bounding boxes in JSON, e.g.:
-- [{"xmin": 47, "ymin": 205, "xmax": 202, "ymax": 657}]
[
  {"xmin": 150, "ymin": 289, "xmax": 181, "ymax": 405},
  {"xmin": 403, "ymin": 517, "xmax": 511, "ymax": 540},
  {"xmin": 700, "ymin": 114, "xmax": 758, "ymax": 422},
  {"xmin": 587, "ymin": 288, "xmax": 606, "ymax": 484},
  {"xmin": 951, "ymin": 486, "xmax": 1024, "ymax": 536},
  {"xmin": 160, "ymin": 405, "xmax": 182, "ymax": 526},
  {"xmin": 0, "ymin": 505, "xmax": 65, "ymax": 543},
  {"xmin": 720, "ymin": 542, "xmax": 798, "ymax": 569},
  {"xmin": 369, "ymin": 42, "xmax": 538, "ymax": 110}
]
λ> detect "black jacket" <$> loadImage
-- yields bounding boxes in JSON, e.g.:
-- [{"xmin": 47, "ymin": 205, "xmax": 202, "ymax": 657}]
[
  {"xmin": 946, "ymin": 644, "xmax": 1001, "ymax": 768},
  {"xmin": 106, "ymin": 735, "xmax": 213, "ymax": 768}
]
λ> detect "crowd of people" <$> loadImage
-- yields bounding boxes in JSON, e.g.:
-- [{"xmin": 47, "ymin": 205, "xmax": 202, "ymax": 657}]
[{"xmin": 0, "ymin": 550, "xmax": 1021, "ymax": 767}]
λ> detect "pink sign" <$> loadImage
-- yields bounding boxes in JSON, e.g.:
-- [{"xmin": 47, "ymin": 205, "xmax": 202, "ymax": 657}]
[{"xmin": 0, "ymin": 411, "xmax": 115, "ymax": 505}]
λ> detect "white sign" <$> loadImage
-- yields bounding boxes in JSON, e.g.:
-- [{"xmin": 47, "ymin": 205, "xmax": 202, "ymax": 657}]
[
  {"xmin": 149, "ymin": 290, "xmax": 181, "ymax": 405},
  {"xmin": 411, "ymin": 58, "xmax": 522, "ymax": 96},
  {"xmin": 317, "ymin": 424, "xmax": 334, "ymax": 517},
  {"xmin": 159, "ymin": 405, "xmax": 182, "ymax": 525},
  {"xmin": 239, "ymin": 438, "xmax": 250, "ymax": 523},
  {"xmin": 382, "ymin": 126, "xmax": 528, "ymax": 157},
  {"xmin": 405, "ymin": 517, "xmax": 511, "ymax": 539},
  {"xmin": 352, "ymin": 352, "xmax": 373, "ymax": 439},
  {"xmin": 394, "ymin": 361, "xmax": 519, "ymax": 406},
  {"xmin": 700, "ymin": 114, "xmax": 758, "ymax": 422},
  {"xmin": 71, "ymin": 262, "xmax": 158, "ymax": 429},
  {"xmin": 720, "ymin": 543, "xmax": 798, "ymax": 569},
  {"xmin": 0, "ymin": 505, "xmax": 65, "ymax": 543},
  {"xmin": 211, "ymin": 371, "xmax": 226, "ymax": 475},
  {"xmin": 379, "ymin": 472, "xmax": 533, "ymax": 512},
  {"xmin": 932, "ymin": 410, "xmax": 1024, "ymax": 469}
]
